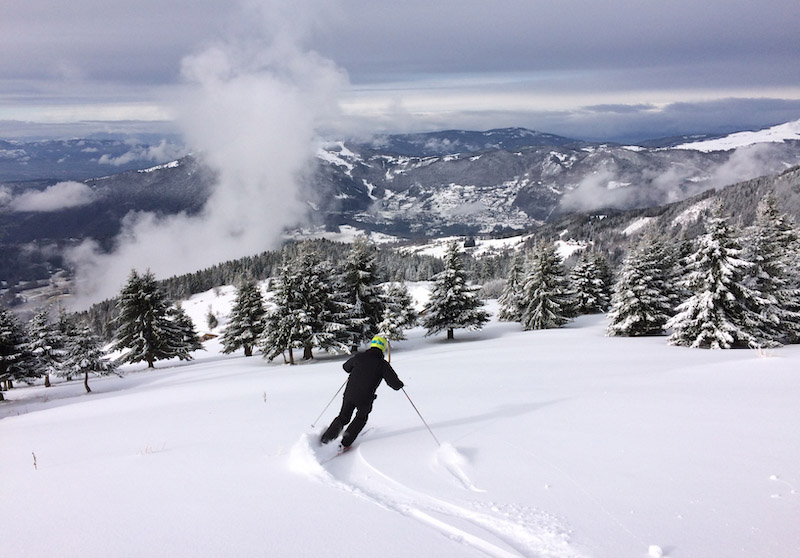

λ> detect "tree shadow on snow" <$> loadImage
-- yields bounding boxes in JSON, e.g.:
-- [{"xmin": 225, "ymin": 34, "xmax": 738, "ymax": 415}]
[{"xmin": 369, "ymin": 398, "xmax": 569, "ymax": 444}]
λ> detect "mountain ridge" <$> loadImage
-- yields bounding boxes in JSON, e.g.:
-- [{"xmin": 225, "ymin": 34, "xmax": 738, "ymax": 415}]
[{"xmin": 2, "ymin": 121, "xmax": 800, "ymax": 302}]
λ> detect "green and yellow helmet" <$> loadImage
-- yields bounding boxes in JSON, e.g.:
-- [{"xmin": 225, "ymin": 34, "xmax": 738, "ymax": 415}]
[{"xmin": 369, "ymin": 335, "xmax": 388, "ymax": 353}]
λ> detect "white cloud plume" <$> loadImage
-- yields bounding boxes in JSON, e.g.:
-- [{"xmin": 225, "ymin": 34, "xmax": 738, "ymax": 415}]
[
  {"xmin": 97, "ymin": 140, "xmax": 186, "ymax": 166},
  {"xmin": 9, "ymin": 181, "xmax": 95, "ymax": 212},
  {"xmin": 67, "ymin": 0, "xmax": 347, "ymax": 307},
  {"xmin": 558, "ymin": 141, "xmax": 800, "ymax": 214}
]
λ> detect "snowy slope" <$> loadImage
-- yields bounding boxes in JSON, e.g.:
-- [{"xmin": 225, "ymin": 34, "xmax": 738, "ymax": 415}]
[
  {"xmin": 675, "ymin": 119, "xmax": 800, "ymax": 152},
  {"xmin": 2, "ymin": 288, "xmax": 799, "ymax": 558}
]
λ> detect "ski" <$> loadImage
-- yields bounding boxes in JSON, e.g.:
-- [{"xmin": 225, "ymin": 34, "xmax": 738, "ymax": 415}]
[
  {"xmin": 319, "ymin": 443, "xmax": 354, "ymax": 464},
  {"xmin": 337, "ymin": 444, "xmax": 354, "ymax": 456}
]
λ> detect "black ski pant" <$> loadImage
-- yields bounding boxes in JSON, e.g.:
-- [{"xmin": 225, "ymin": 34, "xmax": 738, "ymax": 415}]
[{"xmin": 322, "ymin": 397, "xmax": 374, "ymax": 447}]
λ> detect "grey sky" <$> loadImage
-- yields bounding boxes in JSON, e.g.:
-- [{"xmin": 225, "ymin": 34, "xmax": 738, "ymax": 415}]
[{"xmin": 2, "ymin": 0, "xmax": 800, "ymax": 141}]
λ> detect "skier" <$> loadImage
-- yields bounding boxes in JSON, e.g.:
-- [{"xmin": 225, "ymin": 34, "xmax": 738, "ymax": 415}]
[{"xmin": 320, "ymin": 335, "xmax": 404, "ymax": 449}]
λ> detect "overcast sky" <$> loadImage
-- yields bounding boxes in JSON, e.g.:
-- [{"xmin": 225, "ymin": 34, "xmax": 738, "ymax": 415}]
[{"xmin": 2, "ymin": 0, "xmax": 800, "ymax": 142}]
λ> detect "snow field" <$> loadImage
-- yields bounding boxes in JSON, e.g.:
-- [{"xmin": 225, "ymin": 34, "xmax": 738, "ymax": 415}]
[{"xmin": 2, "ymin": 292, "xmax": 800, "ymax": 557}]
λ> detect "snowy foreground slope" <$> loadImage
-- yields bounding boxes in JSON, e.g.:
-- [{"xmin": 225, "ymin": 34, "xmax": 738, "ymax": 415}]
[{"xmin": 2, "ymin": 296, "xmax": 799, "ymax": 558}]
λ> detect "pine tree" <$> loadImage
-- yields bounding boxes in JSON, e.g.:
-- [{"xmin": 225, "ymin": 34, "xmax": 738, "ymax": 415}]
[
  {"xmin": 293, "ymin": 247, "xmax": 350, "ymax": 360},
  {"xmin": 422, "ymin": 241, "xmax": 489, "ymax": 340},
  {"xmin": 54, "ymin": 308, "xmax": 79, "ymax": 380},
  {"xmin": 0, "ymin": 305, "xmax": 34, "ymax": 399},
  {"xmin": 111, "ymin": 269, "xmax": 196, "ymax": 368},
  {"xmin": 378, "ymin": 281, "xmax": 418, "ymax": 340},
  {"xmin": 667, "ymin": 204, "xmax": 763, "ymax": 349},
  {"xmin": 569, "ymin": 249, "xmax": 611, "ymax": 315},
  {"xmin": 63, "ymin": 323, "xmax": 118, "ymax": 393},
  {"xmin": 262, "ymin": 246, "xmax": 348, "ymax": 363},
  {"xmin": 221, "ymin": 279, "xmax": 266, "ymax": 357},
  {"xmin": 27, "ymin": 306, "xmax": 68, "ymax": 388},
  {"xmin": 592, "ymin": 250, "xmax": 614, "ymax": 305},
  {"xmin": 607, "ymin": 230, "xmax": 676, "ymax": 337},
  {"xmin": 206, "ymin": 306, "xmax": 219, "ymax": 331},
  {"xmin": 168, "ymin": 303, "xmax": 204, "ymax": 358},
  {"xmin": 498, "ymin": 251, "xmax": 526, "ymax": 321},
  {"xmin": 337, "ymin": 238, "xmax": 386, "ymax": 351},
  {"xmin": 520, "ymin": 241, "xmax": 572, "ymax": 330},
  {"xmin": 742, "ymin": 193, "xmax": 800, "ymax": 344},
  {"xmin": 262, "ymin": 253, "xmax": 303, "ymax": 364},
  {"xmin": 783, "ymin": 232, "xmax": 800, "ymax": 344}
]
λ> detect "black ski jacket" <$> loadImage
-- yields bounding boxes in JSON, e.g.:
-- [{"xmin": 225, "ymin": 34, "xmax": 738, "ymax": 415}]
[{"xmin": 342, "ymin": 347, "xmax": 404, "ymax": 405}]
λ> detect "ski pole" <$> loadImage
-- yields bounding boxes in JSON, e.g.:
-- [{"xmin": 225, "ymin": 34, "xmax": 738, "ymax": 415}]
[
  {"xmin": 311, "ymin": 379, "xmax": 347, "ymax": 428},
  {"xmin": 402, "ymin": 388, "xmax": 441, "ymax": 447}
]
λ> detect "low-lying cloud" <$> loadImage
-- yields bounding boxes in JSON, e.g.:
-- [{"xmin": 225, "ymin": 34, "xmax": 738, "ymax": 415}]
[
  {"xmin": 7, "ymin": 181, "xmax": 96, "ymax": 212},
  {"xmin": 97, "ymin": 139, "xmax": 185, "ymax": 166},
  {"xmin": 558, "ymin": 141, "xmax": 800, "ymax": 214},
  {"xmin": 67, "ymin": 0, "xmax": 347, "ymax": 307}
]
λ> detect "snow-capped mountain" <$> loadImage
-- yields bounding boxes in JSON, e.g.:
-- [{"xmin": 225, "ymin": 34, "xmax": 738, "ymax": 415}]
[
  {"xmin": 2, "ymin": 122, "xmax": 800, "ymax": 293},
  {"xmin": 674, "ymin": 119, "xmax": 800, "ymax": 152},
  {"xmin": 310, "ymin": 123, "xmax": 800, "ymax": 236}
]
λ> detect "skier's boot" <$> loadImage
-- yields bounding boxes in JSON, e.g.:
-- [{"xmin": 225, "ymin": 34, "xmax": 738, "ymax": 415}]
[{"xmin": 320, "ymin": 418, "xmax": 343, "ymax": 445}]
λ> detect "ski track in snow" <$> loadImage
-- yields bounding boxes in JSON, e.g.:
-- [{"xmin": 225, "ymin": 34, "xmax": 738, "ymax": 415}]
[{"xmin": 289, "ymin": 433, "xmax": 588, "ymax": 558}]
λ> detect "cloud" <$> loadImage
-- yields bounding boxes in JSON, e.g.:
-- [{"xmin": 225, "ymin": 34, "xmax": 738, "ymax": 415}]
[
  {"xmin": 583, "ymin": 104, "xmax": 659, "ymax": 115},
  {"xmin": 66, "ymin": 0, "xmax": 347, "ymax": 307},
  {"xmin": 558, "ymin": 170, "xmax": 635, "ymax": 213},
  {"xmin": 703, "ymin": 143, "xmax": 789, "ymax": 192},
  {"xmin": 8, "ymin": 181, "xmax": 95, "ymax": 212},
  {"xmin": 0, "ymin": 148, "xmax": 29, "ymax": 161},
  {"xmin": 557, "ymin": 141, "xmax": 800, "ymax": 214},
  {"xmin": 97, "ymin": 139, "xmax": 186, "ymax": 166},
  {"xmin": 0, "ymin": 186, "xmax": 12, "ymax": 205},
  {"xmin": 4, "ymin": 0, "xmax": 800, "ymax": 144},
  {"xmin": 335, "ymin": 83, "xmax": 800, "ymax": 143}
]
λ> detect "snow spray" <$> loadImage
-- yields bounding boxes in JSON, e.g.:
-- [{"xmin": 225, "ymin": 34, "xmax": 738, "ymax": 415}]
[{"xmin": 434, "ymin": 443, "xmax": 485, "ymax": 492}]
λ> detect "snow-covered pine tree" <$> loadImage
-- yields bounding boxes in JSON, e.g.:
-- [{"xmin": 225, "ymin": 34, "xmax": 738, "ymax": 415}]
[
  {"xmin": 293, "ymin": 247, "xmax": 350, "ymax": 359},
  {"xmin": 206, "ymin": 306, "xmax": 219, "ymax": 331},
  {"xmin": 111, "ymin": 269, "xmax": 194, "ymax": 368},
  {"xmin": 569, "ymin": 249, "xmax": 611, "ymax": 315},
  {"xmin": 592, "ymin": 250, "xmax": 614, "ymax": 304},
  {"xmin": 0, "ymin": 305, "xmax": 34, "ymax": 399},
  {"xmin": 783, "ymin": 228, "xmax": 800, "ymax": 344},
  {"xmin": 54, "ymin": 308, "xmax": 79, "ymax": 380},
  {"xmin": 607, "ymin": 229, "xmax": 676, "ymax": 337},
  {"xmin": 168, "ymin": 303, "xmax": 204, "ymax": 358},
  {"xmin": 498, "ymin": 251, "xmax": 526, "ymax": 321},
  {"xmin": 520, "ymin": 241, "xmax": 572, "ymax": 330},
  {"xmin": 221, "ymin": 279, "xmax": 266, "ymax": 357},
  {"xmin": 742, "ymin": 193, "xmax": 800, "ymax": 344},
  {"xmin": 787, "ymin": 256, "xmax": 800, "ymax": 344},
  {"xmin": 27, "ymin": 306, "xmax": 66, "ymax": 387},
  {"xmin": 261, "ymin": 253, "xmax": 303, "ymax": 364},
  {"xmin": 667, "ymin": 204, "xmax": 763, "ymax": 349},
  {"xmin": 63, "ymin": 323, "xmax": 118, "ymax": 393},
  {"xmin": 377, "ymin": 281, "xmax": 418, "ymax": 340},
  {"xmin": 336, "ymin": 238, "xmax": 386, "ymax": 351},
  {"xmin": 262, "ymin": 246, "xmax": 348, "ymax": 363},
  {"xmin": 422, "ymin": 241, "xmax": 489, "ymax": 340}
]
